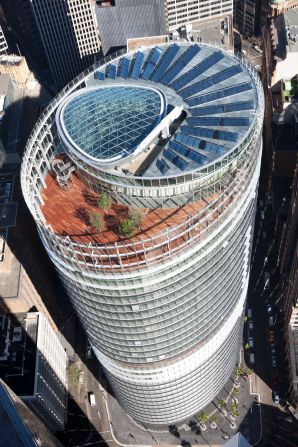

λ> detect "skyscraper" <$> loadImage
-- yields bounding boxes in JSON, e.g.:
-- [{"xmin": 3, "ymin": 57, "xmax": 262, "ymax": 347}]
[
  {"xmin": 21, "ymin": 43, "xmax": 264, "ymax": 423},
  {"xmin": 30, "ymin": 0, "xmax": 101, "ymax": 89},
  {"xmin": 165, "ymin": 0, "xmax": 233, "ymax": 30}
]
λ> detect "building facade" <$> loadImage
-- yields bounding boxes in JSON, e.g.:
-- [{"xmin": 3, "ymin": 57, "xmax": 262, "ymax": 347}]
[
  {"xmin": 30, "ymin": 0, "xmax": 101, "ymax": 89},
  {"xmin": 234, "ymin": 0, "xmax": 269, "ymax": 36},
  {"xmin": 0, "ymin": 379, "xmax": 63, "ymax": 447},
  {"xmin": 21, "ymin": 43, "xmax": 264, "ymax": 423},
  {"xmin": 0, "ymin": 312, "xmax": 68, "ymax": 431},
  {"xmin": 165, "ymin": 0, "xmax": 233, "ymax": 30}
]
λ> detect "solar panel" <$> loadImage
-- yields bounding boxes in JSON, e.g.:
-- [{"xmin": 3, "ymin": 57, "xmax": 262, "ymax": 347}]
[
  {"xmin": 191, "ymin": 105, "xmax": 225, "ymax": 116},
  {"xmin": 163, "ymin": 148, "xmax": 177, "ymax": 163},
  {"xmin": 95, "ymin": 71, "xmax": 105, "ymax": 80},
  {"xmin": 180, "ymin": 65, "xmax": 243, "ymax": 99},
  {"xmin": 169, "ymin": 140, "xmax": 206, "ymax": 165},
  {"xmin": 226, "ymin": 101, "xmax": 254, "ymax": 112},
  {"xmin": 184, "ymin": 121, "xmax": 238, "ymax": 142},
  {"xmin": 130, "ymin": 51, "xmax": 145, "ymax": 79},
  {"xmin": 156, "ymin": 158, "xmax": 169, "ymax": 174},
  {"xmin": 106, "ymin": 64, "xmax": 117, "ymax": 79},
  {"xmin": 186, "ymin": 82, "xmax": 253, "ymax": 107},
  {"xmin": 190, "ymin": 117, "xmax": 250, "ymax": 126},
  {"xmin": 170, "ymin": 51, "xmax": 224, "ymax": 91},
  {"xmin": 142, "ymin": 47, "xmax": 163, "ymax": 80},
  {"xmin": 161, "ymin": 45, "xmax": 200, "ymax": 86},
  {"xmin": 118, "ymin": 57, "xmax": 130, "ymax": 79},
  {"xmin": 180, "ymin": 128, "xmax": 226, "ymax": 154},
  {"xmin": 151, "ymin": 44, "xmax": 180, "ymax": 82}
]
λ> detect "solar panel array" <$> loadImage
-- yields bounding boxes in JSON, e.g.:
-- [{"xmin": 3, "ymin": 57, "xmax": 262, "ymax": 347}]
[{"xmin": 91, "ymin": 43, "xmax": 257, "ymax": 176}]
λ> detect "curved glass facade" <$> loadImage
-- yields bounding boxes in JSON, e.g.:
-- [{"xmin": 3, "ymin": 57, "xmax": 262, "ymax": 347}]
[{"xmin": 21, "ymin": 43, "xmax": 264, "ymax": 424}]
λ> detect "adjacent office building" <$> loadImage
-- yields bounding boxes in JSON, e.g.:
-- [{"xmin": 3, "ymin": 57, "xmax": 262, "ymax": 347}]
[
  {"xmin": 0, "ymin": 312, "xmax": 68, "ymax": 431},
  {"xmin": 21, "ymin": 43, "xmax": 264, "ymax": 423},
  {"xmin": 233, "ymin": 0, "xmax": 269, "ymax": 36},
  {"xmin": 29, "ymin": 0, "xmax": 101, "ymax": 89},
  {"xmin": 95, "ymin": 0, "xmax": 167, "ymax": 55},
  {"xmin": 0, "ymin": 379, "xmax": 63, "ymax": 447},
  {"xmin": 165, "ymin": 0, "xmax": 233, "ymax": 30}
]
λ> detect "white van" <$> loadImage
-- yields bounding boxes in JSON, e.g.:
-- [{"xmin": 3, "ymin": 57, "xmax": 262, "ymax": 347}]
[
  {"xmin": 249, "ymin": 353, "xmax": 255, "ymax": 365},
  {"xmin": 88, "ymin": 392, "xmax": 96, "ymax": 406}
]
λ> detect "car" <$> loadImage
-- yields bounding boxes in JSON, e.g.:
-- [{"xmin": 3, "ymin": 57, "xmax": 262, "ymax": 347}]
[
  {"xmin": 88, "ymin": 391, "xmax": 96, "ymax": 406},
  {"xmin": 248, "ymin": 321, "xmax": 254, "ymax": 330},
  {"xmin": 87, "ymin": 345, "xmax": 92, "ymax": 359},
  {"xmin": 272, "ymin": 376, "xmax": 279, "ymax": 387},
  {"xmin": 249, "ymin": 353, "xmax": 255, "ymax": 365},
  {"xmin": 269, "ymin": 316, "xmax": 274, "ymax": 327},
  {"xmin": 247, "ymin": 308, "xmax": 252, "ymax": 318},
  {"xmin": 261, "ymin": 210, "xmax": 265, "ymax": 219},
  {"xmin": 254, "ymin": 64, "xmax": 261, "ymax": 71},
  {"xmin": 241, "ymin": 49, "xmax": 247, "ymax": 55},
  {"xmin": 253, "ymin": 45, "xmax": 263, "ymax": 54},
  {"xmin": 78, "ymin": 371, "xmax": 84, "ymax": 384},
  {"xmin": 271, "ymin": 344, "xmax": 277, "ymax": 355},
  {"xmin": 264, "ymin": 272, "xmax": 270, "ymax": 289},
  {"xmin": 267, "ymin": 304, "xmax": 273, "ymax": 314},
  {"xmin": 268, "ymin": 330, "xmax": 275, "ymax": 342},
  {"xmin": 273, "ymin": 391, "xmax": 280, "ymax": 404},
  {"xmin": 272, "ymin": 357, "xmax": 277, "ymax": 367},
  {"xmin": 248, "ymin": 337, "xmax": 254, "ymax": 348}
]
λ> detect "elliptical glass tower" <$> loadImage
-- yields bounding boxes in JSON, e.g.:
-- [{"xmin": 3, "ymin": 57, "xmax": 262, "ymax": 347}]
[{"xmin": 21, "ymin": 43, "xmax": 264, "ymax": 424}]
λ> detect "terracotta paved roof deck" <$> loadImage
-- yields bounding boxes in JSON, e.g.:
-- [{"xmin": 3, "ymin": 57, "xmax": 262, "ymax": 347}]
[{"xmin": 41, "ymin": 167, "xmax": 234, "ymax": 269}]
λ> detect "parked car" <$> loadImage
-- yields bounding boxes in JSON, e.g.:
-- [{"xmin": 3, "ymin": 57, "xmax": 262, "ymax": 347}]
[
  {"xmin": 268, "ymin": 331, "xmax": 275, "ymax": 342},
  {"xmin": 264, "ymin": 272, "xmax": 270, "ymax": 289},
  {"xmin": 267, "ymin": 304, "xmax": 273, "ymax": 314},
  {"xmin": 261, "ymin": 209, "xmax": 265, "ymax": 219},
  {"xmin": 87, "ymin": 344, "xmax": 92, "ymax": 359},
  {"xmin": 248, "ymin": 337, "xmax": 254, "ymax": 348},
  {"xmin": 249, "ymin": 321, "xmax": 254, "ymax": 330},
  {"xmin": 272, "ymin": 357, "xmax": 277, "ymax": 367},
  {"xmin": 78, "ymin": 371, "xmax": 84, "ymax": 384},
  {"xmin": 269, "ymin": 316, "xmax": 274, "ymax": 327},
  {"xmin": 88, "ymin": 391, "xmax": 96, "ymax": 406},
  {"xmin": 247, "ymin": 308, "xmax": 252, "ymax": 318},
  {"xmin": 273, "ymin": 390, "xmax": 280, "ymax": 404},
  {"xmin": 272, "ymin": 376, "xmax": 279, "ymax": 387},
  {"xmin": 271, "ymin": 344, "xmax": 277, "ymax": 355},
  {"xmin": 253, "ymin": 44, "xmax": 263, "ymax": 54},
  {"xmin": 249, "ymin": 353, "xmax": 255, "ymax": 365}
]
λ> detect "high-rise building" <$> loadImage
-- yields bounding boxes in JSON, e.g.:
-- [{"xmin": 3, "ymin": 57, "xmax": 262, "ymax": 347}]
[
  {"xmin": 29, "ymin": 0, "xmax": 101, "ymax": 89},
  {"xmin": 0, "ymin": 312, "xmax": 68, "ymax": 431},
  {"xmin": 234, "ymin": 0, "xmax": 267, "ymax": 36},
  {"xmin": 21, "ymin": 43, "xmax": 264, "ymax": 423},
  {"xmin": 0, "ymin": 378, "xmax": 63, "ymax": 447},
  {"xmin": 165, "ymin": 0, "xmax": 233, "ymax": 30},
  {"xmin": 95, "ymin": 0, "xmax": 167, "ymax": 55},
  {"xmin": 0, "ymin": 24, "xmax": 8, "ymax": 55}
]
